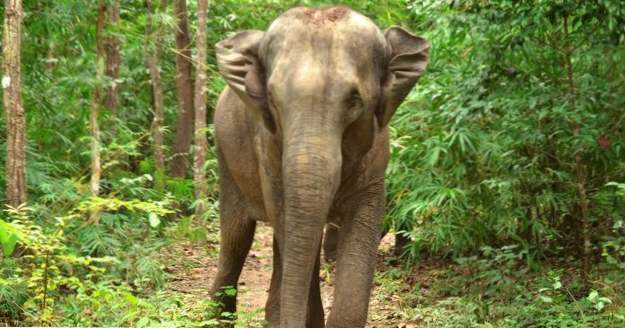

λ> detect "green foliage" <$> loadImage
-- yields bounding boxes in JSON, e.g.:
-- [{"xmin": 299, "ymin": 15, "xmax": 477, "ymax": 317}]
[
  {"xmin": 387, "ymin": 0, "xmax": 625, "ymax": 261},
  {"xmin": 600, "ymin": 218, "xmax": 625, "ymax": 269}
]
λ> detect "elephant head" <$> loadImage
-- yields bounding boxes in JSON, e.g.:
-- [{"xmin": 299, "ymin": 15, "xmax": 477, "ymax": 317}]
[{"xmin": 216, "ymin": 6, "xmax": 428, "ymax": 326}]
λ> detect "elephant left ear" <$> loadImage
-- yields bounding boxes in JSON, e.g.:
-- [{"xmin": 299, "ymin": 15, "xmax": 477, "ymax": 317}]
[{"xmin": 377, "ymin": 26, "xmax": 430, "ymax": 128}]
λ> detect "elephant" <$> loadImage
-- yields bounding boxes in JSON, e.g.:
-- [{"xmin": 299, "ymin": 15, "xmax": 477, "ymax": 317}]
[{"xmin": 210, "ymin": 6, "xmax": 429, "ymax": 328}]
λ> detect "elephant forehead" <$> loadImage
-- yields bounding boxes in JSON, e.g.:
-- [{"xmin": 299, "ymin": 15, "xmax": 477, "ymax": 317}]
[
  {"xmin": 283, "ymin": 6, "xmax": 351, "ymax": 24},
  {"xmin": 260, "ymin": 7, "xmax": 387, "ymax": 72}
]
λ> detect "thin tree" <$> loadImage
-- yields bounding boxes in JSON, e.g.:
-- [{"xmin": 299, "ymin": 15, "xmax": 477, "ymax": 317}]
[
  {"xmin": 146, "ymin": 0, "xmax": 167, "ymax": 190},
  {"xmin": 104, "ymin": 0, "xmax": 121, "ymax": 113},
  {"xmin": 169, "ymin": 0, "xmax": 194, "ymax": 177},
  {"xmin": 2, "ymin": 0, "xmax": 27, "ymax": 207},
  {"xmin": 562, "ymin": 14, "xmax": 590, "ymax": 283},
  {"xmin": 91, "ymin": 1, "xmax": 106, "ymax": 201},
  {"xmin": 193, "ymin": 0, "xmax": 209, "ymax": 217}
]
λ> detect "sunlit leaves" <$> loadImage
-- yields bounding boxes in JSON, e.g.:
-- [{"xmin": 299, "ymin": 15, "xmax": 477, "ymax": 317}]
[{"xmin": 0, "ymin": 220, "xmax": 19, "ymax": 256}]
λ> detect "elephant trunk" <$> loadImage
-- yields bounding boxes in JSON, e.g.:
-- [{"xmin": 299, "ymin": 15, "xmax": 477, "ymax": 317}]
[{"xmin": 280, "ymin": 123, "xmax": 341, "ymax": 327}]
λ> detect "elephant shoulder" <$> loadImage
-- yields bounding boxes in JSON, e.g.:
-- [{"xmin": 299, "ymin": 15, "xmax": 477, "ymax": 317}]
[
  {"xmin": 215, "ymin": 87, "xmax": 259, "ymax": 141},
  {"xmin": 214, "ymin": 86, "xmax": 261, "ymax": 180},
  {"xmin": 215, "ymin": 87, "xmax": 266, "ymax": 219}
]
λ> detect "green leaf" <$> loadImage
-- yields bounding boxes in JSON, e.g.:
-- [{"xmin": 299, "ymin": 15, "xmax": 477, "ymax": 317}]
[
  {"xmin": 427, "ymin": 147, "xmax": 441, "ymax": 166},
  {"xmin": 2, "ymin": 233, "xmax": 18, "ymax": 256},
  {"xmin": 587, "ymin": 290, "xmax": 599, "ymax": 302},
  {"xmin": 0, "ymin": 225, "xmax": 7, "ymax": 243},
  {"xmin": 124, "ymin": 292, "xmax": 138, "ymax": 306},
  {"xmin": 148, "ymin": 213, "xmax": 161, "ymax": 228},
  {"xmin": 0, "ymin": 220, "xmax": 19, "ymax": 256},
  {"xmin": 197, "ymin": 319, "xmax": 220, "ymax": 326},
  {"xmin": 224, "ymin": 288, "xmax": 237, "ymax": 297},
  {"xmin": 136, "ymin": 316, "xmax": 150, "ymax": 328}
]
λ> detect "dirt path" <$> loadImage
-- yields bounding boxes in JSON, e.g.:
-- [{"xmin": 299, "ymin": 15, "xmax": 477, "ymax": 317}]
[{"xmin": 165, "ymin": 222, "xmax": 409, "ymax": 327}]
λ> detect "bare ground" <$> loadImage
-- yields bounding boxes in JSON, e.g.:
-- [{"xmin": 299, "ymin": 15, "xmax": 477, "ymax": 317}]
[{"xmin": 164, "ymin": 222, "xmax": 416, "ymax": 327}]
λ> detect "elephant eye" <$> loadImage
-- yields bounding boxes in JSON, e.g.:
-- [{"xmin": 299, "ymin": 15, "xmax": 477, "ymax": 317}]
[
  {"xmin": 346, "ymin": 88, "xmax": 363, "ymax": 109},
  {"xmin": 343, "ymin": 88, "xmax": 364, "ymax": 125}
]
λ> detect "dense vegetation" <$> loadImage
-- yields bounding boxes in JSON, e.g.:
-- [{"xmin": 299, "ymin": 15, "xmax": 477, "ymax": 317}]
[{"xmin": 1, "ymin": 0, "xmax": 624, "ymax": 326}]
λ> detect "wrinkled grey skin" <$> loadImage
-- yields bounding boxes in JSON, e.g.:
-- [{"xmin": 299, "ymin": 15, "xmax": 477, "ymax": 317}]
[{"xmin": 211, "ymin": 6, "xmax": 429, "ymax": 328}]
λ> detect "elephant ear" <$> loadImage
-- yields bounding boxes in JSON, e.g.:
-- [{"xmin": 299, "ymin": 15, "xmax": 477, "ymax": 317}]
[
  {"xmin": 216, "ymin": 30, "xmax": 276, "ymax": 132},
  {"xmin": 377, "ymin": 26, "xmax": 430, "ymax": 128}
]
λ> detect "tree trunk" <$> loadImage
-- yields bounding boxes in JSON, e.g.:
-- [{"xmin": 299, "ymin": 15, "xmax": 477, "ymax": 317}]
[
  {"xmin": 169, "ymin": 0, "xmax": 194, "ymax": 177},
  {"xmin": 193, "ymin": 0, "xmax": 209, "ymax": 218},
  {"xmin": 104, "ymin": 0, "xmax": 121, "ymax": 113},
  {"xmin": 91, "ymin": 1, "xmax": 106, "ymax": 201},
  {"xmin": 146, "ymin": 0, "xmax": 167, "ymax": 190},
  {"xmin": 2, "ymin": 0, "xmax": 27, "ymax": 207},
  {"xmin": 563, "ymin": 14, "xmax": 591, "ymax": 283}
]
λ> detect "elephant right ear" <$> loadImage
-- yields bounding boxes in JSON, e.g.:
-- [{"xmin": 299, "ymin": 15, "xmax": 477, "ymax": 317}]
[{"xmin": 216, "ymin": 30, "xmax": 276, "ymax": 133}]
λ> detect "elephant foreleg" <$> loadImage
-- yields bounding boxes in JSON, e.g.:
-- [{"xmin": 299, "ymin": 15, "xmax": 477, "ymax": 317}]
[
  {"xmin": 210, "ymin": 166, "xmax": 256, "ymax": 319},
  {"xmin": 326, "ymin": 184, "xmax": 384, "ymax": 328}
]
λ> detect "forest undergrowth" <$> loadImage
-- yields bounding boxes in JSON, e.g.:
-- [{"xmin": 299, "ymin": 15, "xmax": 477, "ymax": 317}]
[{"xmin": 1, "ymin": 199, "xmax": 624, "ymax": 327}]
